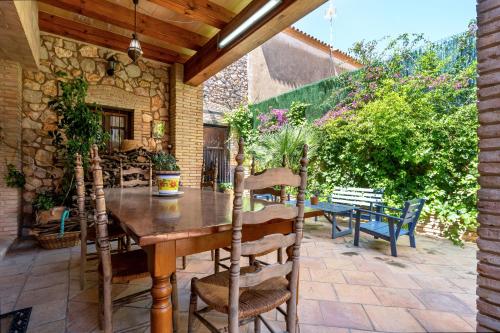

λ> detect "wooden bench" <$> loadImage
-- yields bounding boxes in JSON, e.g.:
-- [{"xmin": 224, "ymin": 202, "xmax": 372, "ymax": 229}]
[{"xmin": 324, "ymin": 187, "xmax": 384, "ymax": 237}]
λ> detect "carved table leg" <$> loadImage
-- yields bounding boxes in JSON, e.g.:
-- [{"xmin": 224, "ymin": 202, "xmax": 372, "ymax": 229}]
[{"xmin": 146, "ymin": 241, "xmax": 176, "ymax": 333}]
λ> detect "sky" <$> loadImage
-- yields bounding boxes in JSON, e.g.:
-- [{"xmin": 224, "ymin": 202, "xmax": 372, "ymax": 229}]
[{"xmin": 294, "ymin": 0, "xmax": 477, "ymax": 53}]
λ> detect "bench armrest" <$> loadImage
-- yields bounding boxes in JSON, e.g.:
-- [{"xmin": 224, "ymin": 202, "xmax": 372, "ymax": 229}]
[{"xmin": 355, "ymin": 208, "xmax": 403, "ymax": 222}]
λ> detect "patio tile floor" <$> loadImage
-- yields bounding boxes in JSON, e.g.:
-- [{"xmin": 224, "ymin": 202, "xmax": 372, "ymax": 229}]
[{"xmin": 0, "ymin": 217, "xmax": 477, "ymax": 332}]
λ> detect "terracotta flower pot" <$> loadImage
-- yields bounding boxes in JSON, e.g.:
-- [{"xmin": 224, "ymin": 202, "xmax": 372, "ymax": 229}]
[
  {"xmin": 310, "ymin": 196, "xmax": 319, "ymax": 205},
  {"xmin": 36, "ymin": 206, "xmax": 67, "ymax": 225},
  {"xmin": 156, "ymin": 170, "xmax": 181, "ymax": 194}
]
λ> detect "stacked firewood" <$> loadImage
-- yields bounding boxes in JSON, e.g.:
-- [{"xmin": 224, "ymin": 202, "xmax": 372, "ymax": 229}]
[{"xmin": 99, "ymin": 148, "xmax": 153, "ymax": 188}]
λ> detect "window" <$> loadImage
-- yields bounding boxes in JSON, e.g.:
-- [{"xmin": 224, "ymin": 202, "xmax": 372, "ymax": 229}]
[{"xmin": 102, "ymin": 108, "xmax": 133, "ymax": 152}]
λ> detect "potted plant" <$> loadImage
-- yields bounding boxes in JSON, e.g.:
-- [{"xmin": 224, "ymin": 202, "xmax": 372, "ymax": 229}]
[
  {"xmin": 32, "ymin": 192, "xmax": 66, "ymax": 225},
  {"xmin": 151, "ymin": 151, "xmax": 181, "ymax": 195},
  {"xmin": 310, "ymin": 190, "xmax": 320, "ymax": 205},
  {"xmin": 218, "ymin": 182, "xmax": 233, "ymax": 194}
]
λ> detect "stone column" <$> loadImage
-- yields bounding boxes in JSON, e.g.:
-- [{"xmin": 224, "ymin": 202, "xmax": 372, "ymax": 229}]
[
  {"xmin": 477, "ymin": 0, "xmax": 500, "ymax": 330},
  {"xmin": 0, "ymin": 59, "xmax": 22, "ymax": 240},
  {"xmin": 169, "ymin": 63, "xmax": 203, "ymax": 188}
]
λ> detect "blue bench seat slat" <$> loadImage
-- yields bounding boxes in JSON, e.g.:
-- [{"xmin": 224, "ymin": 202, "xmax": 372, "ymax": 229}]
[{"xmin": 360, "ymin": 221, "xmax": 409, "ymax": 237}]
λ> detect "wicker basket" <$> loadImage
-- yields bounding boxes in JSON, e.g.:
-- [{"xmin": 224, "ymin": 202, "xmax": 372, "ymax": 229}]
[{"xmin": 37, "ymin": 231, "xmax": 80, "ymax": 250}]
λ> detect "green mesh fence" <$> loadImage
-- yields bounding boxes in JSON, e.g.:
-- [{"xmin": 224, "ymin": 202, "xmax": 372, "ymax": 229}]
[{"xmin": 250, "ymin": 32, "xmax": 476, "ymax": 121}]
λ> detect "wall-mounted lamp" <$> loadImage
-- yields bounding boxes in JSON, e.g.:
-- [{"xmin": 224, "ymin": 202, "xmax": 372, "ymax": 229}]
[
  {"xmin": 218, "ymin": 0, "xmax": 282, "ymax": 49},
  {"xmin": 106, "ymin": 55, "xmax": 117, "ymax": 76}
]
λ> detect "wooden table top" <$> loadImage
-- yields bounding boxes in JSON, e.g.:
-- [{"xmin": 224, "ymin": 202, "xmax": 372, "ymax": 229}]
[{"xmin": 105, "ymin": 187, "xmax": 322, "ymax": 246}]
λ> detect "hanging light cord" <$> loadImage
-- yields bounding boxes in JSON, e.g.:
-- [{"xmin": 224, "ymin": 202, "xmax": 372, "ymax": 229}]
[{"xmin": 134, "ymin": 0, "xmax": 138, "ymax": 39}]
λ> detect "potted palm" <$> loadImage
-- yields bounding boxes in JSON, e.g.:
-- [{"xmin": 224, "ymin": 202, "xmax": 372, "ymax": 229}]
[{"xmin": 151, "ymin": 151, "xmax": 181, "ymax": 195}]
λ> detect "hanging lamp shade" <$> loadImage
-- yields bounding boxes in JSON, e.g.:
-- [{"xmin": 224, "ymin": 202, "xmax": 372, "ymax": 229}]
[
  {"xmin": 127, "ymin": 0, "xmax": 142, "ymax": 62},
  {"xmin": 127, "ymin": 33, "xmax": 143, "ymax": 62}
]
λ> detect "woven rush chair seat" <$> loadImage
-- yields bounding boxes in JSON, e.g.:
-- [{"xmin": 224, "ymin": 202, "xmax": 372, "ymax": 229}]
[
  {"xmin": 193, "ymin": 266, "xmax": 290, "ymax": 319},
  {"xmin": 98, "ymin": 249, "xmax": 149, "ymax": 284},
  {"xmin": 87, "ymin": 223, "xmax": 126, "ymax": 242}
]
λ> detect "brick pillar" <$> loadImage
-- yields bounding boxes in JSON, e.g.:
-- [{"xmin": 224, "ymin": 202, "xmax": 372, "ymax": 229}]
[
  {"xmin": 169, "ymin": 63, "xmax": 203, "ymax": 188},
  {"xmin": 0, "ymin": 59, "xmax": 22, "ymax": 239},
  {"xmin": 477, "ymin": 0, "xmax": 500, "ymax": 330}
]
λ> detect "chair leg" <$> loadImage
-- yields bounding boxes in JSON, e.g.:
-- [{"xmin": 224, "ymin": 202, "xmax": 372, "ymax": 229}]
[
  {"xmin": 126, "ymin": 235, "xmax": 131, "ymax": 251},
  {"xmin": 171, "ymin": 274, "xmax": 179, "ymax": 333},
  {"xmin": 390, "ymin": 238, "xmax": 398, "ymax": 257},
  {"xmin": 210, "ymin": 250, "xmax": 214, "ymax": 261},
  {"xmin": 182, "ymin": 256, "xmax": 187, "ymax": 270},
  {"xmin": 409, "ymin": 233, "xmax": 416, "ymax": 248},
  {"xmin": 188, "ymin": 279, "xmax": 198, "ymax": 333},
  {"xmin": 254, "ymin": 316, "xmax": 261, "ymax": 333},
  {"xmin": 214, "ymin": 249, "xmax": 220, "ymax": 273},
  {"xmin": 80, "ymin": 240, "xmax": 87, "ymax": 290},
  {"xmin": 98, "ymin": 273, "xmax": 104, "ymax": 330},
  {"xmin": 277, "ymin": 248, "xmax": 284, "ymax": 264},
  {"xmin": 354, "ymin": 211, "xmax": 361, "ymax": 246}
]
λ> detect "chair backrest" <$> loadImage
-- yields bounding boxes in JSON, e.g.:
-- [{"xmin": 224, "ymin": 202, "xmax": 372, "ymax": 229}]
[
  {"xmin": 228, "ymin": 139, "xmax": 308, "ymax": 332},
  {"xmin": 120, "ymin": 160, "xmax": 152, "ymax": 188},
  {"xmin": 250, "ymin": 155, "xmax": 287, "ymax": 203},
  {"xmin": 90, "ymin": 145, "xmax": 113, "ymax": 333},
  {"xmin": 331, "ymin": 187, "xmax": 384, "ymax": 208},
  {"xmin": 400, "ymin": 198, "xmax": 426, "ymax": 229},
  {"xmin": 200, "ymin": 158, "xmax": 218, "ymax": 191}
]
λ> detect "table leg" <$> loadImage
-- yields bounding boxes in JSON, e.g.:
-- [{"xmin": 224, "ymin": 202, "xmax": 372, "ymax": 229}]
[{"xmin": 146, "ymin": 242, "xmax": 176, "ymax": 333}]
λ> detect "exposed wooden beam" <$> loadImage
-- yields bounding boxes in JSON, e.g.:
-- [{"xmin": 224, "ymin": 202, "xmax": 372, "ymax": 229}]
[
  {"xmin": 39, "ymin": 12, "xmax": 189, "ymax": 63},
  {"xmin": 184, "ymin": 0, "xmax": 328, "ymax": 85},
  {"xmin": 148, "ymin": 0, "xmax": 235, "ymax": 29},
  {"xmin": 39, "ymin": 0, "xmax": 208, "ymax": 51}
]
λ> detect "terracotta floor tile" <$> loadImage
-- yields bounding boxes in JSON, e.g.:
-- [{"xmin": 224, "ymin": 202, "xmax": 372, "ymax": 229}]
[
  {"xmin": 24, "ymin": 270, "xmax": 68, "ymax": 291},
  {"xmin": 322, "ymin": 257, "xmax": 357, "ymax": 271},
  {"xmin": 449, "ymin": 277, "xmax": 477, "ymax": 294},
  {"xmin": 364, "ymin": 305, "xmax": 425, "ymax": 332},
  {"xmin": 300, "ymin": 281, "xmax": 337, "ymax": 301},
  {"xmin": 319, "ymin": 301, "xmax": 372, "ymax": 331},
  {"xmin": 27, "ymin": 299, "xmax": 67, "ymax": 328},
  {"xmin": 28, "ymin": 319, "xmax": 66, "ymax": 333},
  {"xmin": 67, "ymin": 300, "xmax": 99, "ymax": 333},
  {"xmin": 411, "ymin": 275, "xmax": 462, "ymax": 293},
  {"xmin": 342, "ymin": 270, "xmax": 382, "ymax": 286},
  {"xmin": 371, "ymin": 286, "xmax": 425, "ymax": 309},
  {"xmin": 16, "ymin": 284, "xmax": 68, "ymax": 308},
  {"xmin": 309, "ymin": 269, "xmax": 346, "ymax": 284},
  {"xmin": 334, "ymin": 284, "xmax": 380, "ymax": 305},
  {"xmin": 300, "ymin": 257, "xmax": 327, "ymax": 270},
  {"xmin": 411, "ymin": 289, "xmax": 474, "ymax": 314},
  {"xmin": 299, "ymin": 324, "xmax": 349, "ymax": 333},
  {"xmin": 410, "ymin": 309, "xmax": 474, "ymax": 332},
  {"xmin": 374, "ymin": 271, "xmax": 421, "ymax": 289},
  {"xmin": 298, "ymin": 299, "xmax": 324, "ymax": 324}
]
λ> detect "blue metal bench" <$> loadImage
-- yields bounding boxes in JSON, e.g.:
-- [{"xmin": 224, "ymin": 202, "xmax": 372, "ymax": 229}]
[{"xmin": 353, "ymin": 198, "xmax": 426, "ymax": 257}]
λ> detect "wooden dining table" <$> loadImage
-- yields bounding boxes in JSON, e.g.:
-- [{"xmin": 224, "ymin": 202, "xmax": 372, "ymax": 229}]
[{"xmin": 105, "ymin": 187, "xmax": 322, "ymax": 333}]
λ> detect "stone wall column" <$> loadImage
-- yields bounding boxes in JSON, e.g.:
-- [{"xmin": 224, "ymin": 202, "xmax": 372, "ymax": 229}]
[
  {"xmin": 169, "ymin": 63, "xmax": 203, "ymax": 187},
  {"xmin": 477, "ymin": 0, "xmax": 500, "ymax": 331},
  {"xmin": 0, "ymin": 59, "xmax": 22, "ymax": 240}
]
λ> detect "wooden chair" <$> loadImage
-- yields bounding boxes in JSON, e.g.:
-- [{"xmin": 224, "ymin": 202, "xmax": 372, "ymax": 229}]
[
  {"xmin": 188, "ymin": 139, "xmax": 308, "ymax": 333},
  {"xmin": 120, "ymin": 160, "xmax": 153, "ymax": 188},
  {"xmin": 90, "ymin": 145, "xmax": 173, "ymax": 332},
  {"xmin": 200, "ymin": 158, "xmax": 218, "ymax": 191},
  {"xmin": 353, "ymin": 198, "xmax": 426, "ymax": 257},
  {"xmin": 213, "ymin": 156, "xmax": 287, "ymax": 272},
  {"xmin": 75, "ymin": 154, "xmax": 129, "ymax": 290}
]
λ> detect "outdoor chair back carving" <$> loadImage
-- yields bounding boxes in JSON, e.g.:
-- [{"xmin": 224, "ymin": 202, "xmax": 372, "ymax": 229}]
[
  {"xmin": 189, "ymin": 139, "xmax": 308, "ymax": 333},
  {"xmin": 201, "ymin": 158, "xmax": 218, "ymax": 191},
  {"xmin": 90, "ymin": 145, "xmax": 151, "ymax": 333},
  {"xmin": 354, "ymin": 198, "xmax": 426, "ymax": 257},
  {"xmin": 119, "ymin": 159, "xmax": 153, "ymax": 188}
]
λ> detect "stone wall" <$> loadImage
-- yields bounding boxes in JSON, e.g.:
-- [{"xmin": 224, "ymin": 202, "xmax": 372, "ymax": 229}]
[
  {"xmin": 203, "ymin": 55, "xmax": 248, "ymax": 115},
  {"xmin": 0, "ymin": 59, "xmax": 22, "ymax": 238},
  {"xmin": 21, "ymin": 33, "xmax": 170, "ymax": 220},
  {"xmin": 476, "ymin": 0, "xmax": 500, "ymax": 331}
]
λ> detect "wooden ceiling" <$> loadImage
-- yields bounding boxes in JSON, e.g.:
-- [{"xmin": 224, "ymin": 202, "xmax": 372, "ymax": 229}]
[{"xmin": 38, "ymin": 0, "xmax": 327, "ymax": 85}]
